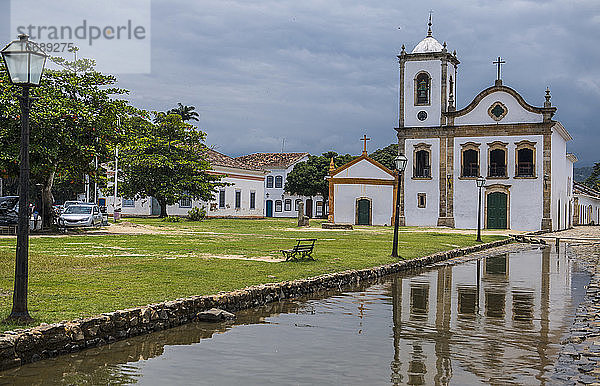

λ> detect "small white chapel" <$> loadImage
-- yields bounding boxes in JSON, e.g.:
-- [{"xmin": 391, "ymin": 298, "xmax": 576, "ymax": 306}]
[{"xmin": 331, "ymin": 20, "xmax": 576, "ymax": 232}]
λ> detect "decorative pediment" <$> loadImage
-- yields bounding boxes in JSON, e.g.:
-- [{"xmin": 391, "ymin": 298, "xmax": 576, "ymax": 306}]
[
  {"xmin": 444, "ymin": 84, "xmax": 556, "ymax": 125},
  {"xmin": 330, "ymin": 155, "xmax": 396, "ymax": 180}
]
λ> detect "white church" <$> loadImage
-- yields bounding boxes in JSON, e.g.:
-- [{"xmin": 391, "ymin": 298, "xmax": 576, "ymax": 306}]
[{"xmin": 330, "ymin": 21, "xmax": 576, "ymax": 232}]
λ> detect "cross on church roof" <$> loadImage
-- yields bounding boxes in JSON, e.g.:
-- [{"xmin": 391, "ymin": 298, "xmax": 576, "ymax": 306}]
[
  {"xmin": 493, "ymin": 56, "xmax": 506, "ymax": 83},
  {"xmin": 361, "ymin": 134, "xmax": 371, "ymax": 155}
]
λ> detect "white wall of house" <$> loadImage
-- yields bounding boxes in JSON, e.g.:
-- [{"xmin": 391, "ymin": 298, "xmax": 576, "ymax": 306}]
[
  {"xmin": 101, "ymin": 166, "xmax": 265, "ymax": 218},
  {"xmin": 263, "ymin": 156, "xmax": 324, "ymax": 218},
  {"xmin": 576, "ymin": 194, "xmax": 600, "ymax": 225}
]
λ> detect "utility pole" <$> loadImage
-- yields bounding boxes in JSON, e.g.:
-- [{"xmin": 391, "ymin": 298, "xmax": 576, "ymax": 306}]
[{"xmin": 113, "ymin": 145, "xmax": 119, "ymax": 213}]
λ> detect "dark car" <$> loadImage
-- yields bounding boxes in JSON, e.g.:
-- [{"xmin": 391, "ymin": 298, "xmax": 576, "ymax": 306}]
[{"xmin": 0, "ymin": 196, "xmax": 19, "ymax": 226}]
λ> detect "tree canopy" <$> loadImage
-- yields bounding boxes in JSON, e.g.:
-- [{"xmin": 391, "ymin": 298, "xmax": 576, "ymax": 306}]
[
  {"xmin": 0, "ymin": 57, "xmax": 132, "ymax": 225},
  {"xmin": 369, "ymin": 143, "xmax": 398, "ymax": 170},
  {"xmin": 585, "ymin": 162, "xmax": 600, "ymax": 191},
  {"xmin": 118, "ymin": 114, "xmax": 224, "ymax": 217}
]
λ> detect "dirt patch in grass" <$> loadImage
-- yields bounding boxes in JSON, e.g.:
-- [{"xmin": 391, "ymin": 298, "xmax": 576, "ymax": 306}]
[{"xmin": 197, "ymin": 253, "xmax": 285, "ymax": 262}]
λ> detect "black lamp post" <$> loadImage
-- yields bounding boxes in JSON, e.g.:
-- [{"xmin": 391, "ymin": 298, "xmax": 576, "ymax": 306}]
[
  {"xmin": 476, "ymin": 176, "xmax": 486, "ymax": 242},
  {"xmin": 1, "ymin": 34, "xmax": 47, "ymax": 321},
  {"xmin": 392, "ymin": 154, "xmax": 408, "ymax": 258}
]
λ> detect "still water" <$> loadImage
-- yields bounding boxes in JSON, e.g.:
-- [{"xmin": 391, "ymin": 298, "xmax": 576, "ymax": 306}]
[{"xmin": 0, "ymin": 245, "xmax": 590, "ymax": 385}]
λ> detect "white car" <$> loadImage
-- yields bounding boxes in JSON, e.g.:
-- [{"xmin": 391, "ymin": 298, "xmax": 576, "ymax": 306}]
[{"xmin": 59, "ymin": 204, "xmax": 103, "ymax": 228}]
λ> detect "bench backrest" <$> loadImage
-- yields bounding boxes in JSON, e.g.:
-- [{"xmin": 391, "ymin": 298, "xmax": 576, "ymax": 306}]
[{"xmin": 294, "ymin": 238, "xmax": 316, "ymax": 249}]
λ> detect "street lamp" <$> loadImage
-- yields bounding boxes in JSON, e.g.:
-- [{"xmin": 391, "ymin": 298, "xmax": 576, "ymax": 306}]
[
  {"xmin": 476, "ymin": 176, "xmax": 486, "ymax": 242},
  {"xmin": 392, "ymin": 154, "xmax": 408, "ymax": 258},
  {"xmin": 1, "ymin": 34, "xmax": 47, "ymax": 321}
]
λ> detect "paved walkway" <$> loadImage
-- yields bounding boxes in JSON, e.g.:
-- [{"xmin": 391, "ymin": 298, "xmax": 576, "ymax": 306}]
[{"xmin": 550, "ymin": 227, "xmax": 600, "ymax": 384}]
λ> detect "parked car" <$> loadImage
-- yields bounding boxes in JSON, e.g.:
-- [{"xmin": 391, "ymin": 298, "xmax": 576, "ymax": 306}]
[
  {"xmin": 0, "ymin": 196, "xmax": 19, "ymax": 226},
  {"xmin": 0, "ymin": 197, "xmax": 40, "ymax": 230},
  {"xmin": 58, "ymin": 204, "xmax": 103, "ymax": 228}
]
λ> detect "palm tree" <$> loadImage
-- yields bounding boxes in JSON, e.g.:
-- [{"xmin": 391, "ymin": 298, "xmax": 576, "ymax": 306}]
[{"xmin": 167, "ymin": 103, "xmax": 199, "ymax": 122}]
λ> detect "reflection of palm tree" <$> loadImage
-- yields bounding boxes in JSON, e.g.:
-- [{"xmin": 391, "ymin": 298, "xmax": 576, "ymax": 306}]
[{"xmin": 167, "ymin": 103, "xmax": 200, "ymax": 122}]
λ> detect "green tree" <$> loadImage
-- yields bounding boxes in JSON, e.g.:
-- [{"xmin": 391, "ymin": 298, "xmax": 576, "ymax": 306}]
[
  {"xmin": 0, "ymin": 57, "xmax": 131, "ymax": 226},
  {"xmin": 118, "ymin": 114, "xmax": 224, "ymax": 217},
  {"xmin": 284, "ymin": 152, "xmax": 356, "ymax": 217},
  {"xmin": 168, "ymin": 103, "xmax": 200, "ymax": 122},
  {"xmin": 369, "ymin": 143, "xmax": 398, "ymax": 170},
  {"xmin": 585, "ymin": 162, "xmax": 600, "ymax": 191}
]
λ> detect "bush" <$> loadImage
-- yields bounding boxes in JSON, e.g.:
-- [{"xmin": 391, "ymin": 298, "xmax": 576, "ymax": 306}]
[
  {"xmin": 161, "ymin": 216, "xmax": 182, "ymax": 222},
  {"xmin": 187, "ymin": 206, "xmax": 206, "ymax": 221}
]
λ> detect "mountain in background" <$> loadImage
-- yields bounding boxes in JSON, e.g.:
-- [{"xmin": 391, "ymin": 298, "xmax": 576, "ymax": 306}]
[{"xmin": 574, "ymin": 166, "xmax": 594, "ymax": 182}]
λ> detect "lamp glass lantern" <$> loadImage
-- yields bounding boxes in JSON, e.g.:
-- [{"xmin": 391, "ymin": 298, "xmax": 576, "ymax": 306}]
[
  {"xmin": 476, "ymin": 176, "xmax": 486, "ymax": 188},
  {"xmin": 1, "ymin": 34, "xmax": 47, "ymax": 87},
  {"xmin": 394, "ymin": 154, "xmax": 408, "ymax": 172}
]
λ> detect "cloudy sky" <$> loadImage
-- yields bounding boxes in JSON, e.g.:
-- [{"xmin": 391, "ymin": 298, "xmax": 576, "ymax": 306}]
[{"xmin": 4, "ymin": 0, "xmax": 600, "ymax": 165}]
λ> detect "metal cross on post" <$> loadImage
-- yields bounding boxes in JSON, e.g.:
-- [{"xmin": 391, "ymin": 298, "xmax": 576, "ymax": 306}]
[
  {"xmin": 361, "ymin": 134, "xmax": 371, "ymax": 155},
  {"xmin": 493, "ymin": 56, "xmax": 505, "ymax": 84}
]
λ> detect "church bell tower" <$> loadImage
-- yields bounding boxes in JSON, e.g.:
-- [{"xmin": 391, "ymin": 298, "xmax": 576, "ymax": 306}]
[{"xmin": 398, "ymin": 18, "xmax": 460, "ymax": 128}]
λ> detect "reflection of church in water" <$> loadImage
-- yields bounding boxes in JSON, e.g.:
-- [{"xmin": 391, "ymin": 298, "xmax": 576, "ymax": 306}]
[{"xmin": 388, "ymin": 247, "xmax": 572, "ymax": 385}]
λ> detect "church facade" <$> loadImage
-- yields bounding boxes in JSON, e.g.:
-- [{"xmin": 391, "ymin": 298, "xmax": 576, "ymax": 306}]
[{"xmin": 397, "ymin": 24, "xmax": 574, "ymax": 232}]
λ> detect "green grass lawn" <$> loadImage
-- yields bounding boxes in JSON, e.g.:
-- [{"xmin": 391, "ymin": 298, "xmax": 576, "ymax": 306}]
[{"xmin": 0, "ymin": 218, "xmax": 505, "ymax": 331}]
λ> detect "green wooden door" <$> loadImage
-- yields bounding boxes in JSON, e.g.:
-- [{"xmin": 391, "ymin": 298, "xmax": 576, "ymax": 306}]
[
  {"xmin": 357, "ymin": 199, "xmax": 370, "ymax": 225},
  {"xmin": 487, "ymin": 192, "xmax": 507, "ymax": 229}
]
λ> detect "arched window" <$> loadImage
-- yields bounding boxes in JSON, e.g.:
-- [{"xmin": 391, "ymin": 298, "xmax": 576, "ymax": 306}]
[
  {"xmin": 415, "ymin": 72, "xmax": 430, "ymax": 105},
  {"xmin": 275, "ymin": 176, "xmax": 283, "ymax": 188},
  {"xmin": 266, "ymin": 176, "xmax": 274, "ymax": 188}
]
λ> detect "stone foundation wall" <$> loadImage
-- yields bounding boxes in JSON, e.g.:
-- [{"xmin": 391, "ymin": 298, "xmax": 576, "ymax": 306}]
[{"xmin": 0, "ymin": 238, "xmax": 511, "ymax": 371}]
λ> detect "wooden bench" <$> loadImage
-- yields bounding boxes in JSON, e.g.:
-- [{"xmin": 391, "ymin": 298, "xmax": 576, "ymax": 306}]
[{"xmin": 281, "ymin": 239, "xmax": 316, "ymax": 261}]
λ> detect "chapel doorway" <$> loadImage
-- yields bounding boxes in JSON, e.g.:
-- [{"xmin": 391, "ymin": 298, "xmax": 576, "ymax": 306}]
[
  {"xmin": 357, "ymin": 199, "xmax": 371, "ymax": 225},
  {"xmin": 305, "ymin": 199, "xmax": 313, "ymax": 218},
  {"xmin": 487, "ymin": 192, "xmax": 507, "ymax": 229},
  {"xmin": 266, "ymin": 200, "xmax": 273, "ymax": 217}
]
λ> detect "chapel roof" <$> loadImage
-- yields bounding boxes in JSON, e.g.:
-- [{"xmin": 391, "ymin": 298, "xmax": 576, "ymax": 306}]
[
  {"xmin": 205, "ymin": 148, "xmax": 264, "ymax": 171},
  {"xmin": 234, "ymin": 152, "xmax": 309, "ymax": 169}
]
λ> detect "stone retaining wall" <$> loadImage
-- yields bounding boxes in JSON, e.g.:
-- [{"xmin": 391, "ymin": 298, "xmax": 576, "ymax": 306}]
[{"xmin": 0, "ymin": 238, "xmax": 511, "ymax": 371}]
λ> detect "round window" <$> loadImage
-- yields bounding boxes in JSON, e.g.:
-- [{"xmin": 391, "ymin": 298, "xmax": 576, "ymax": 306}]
[{"xmin": 417, "ymin": 110, "xmax": 427, "ymax": 121}]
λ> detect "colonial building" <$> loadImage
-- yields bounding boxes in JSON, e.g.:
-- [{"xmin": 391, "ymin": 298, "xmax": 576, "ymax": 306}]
[
  {"xmin": 103, "ymin": 148, "xmax": 266, "ymax": 218},
  {"xmin": 327, "ymin": 140, "xmax": 397, "ymax": 226},
  {"xmin": 234, "ymin": 152, "xmax": 325, "ymax": 218},
  {"xmin": 573, "ymin": 182, "xmax": 600, "ymax": 225},
  {"xmin": 397, "ymin": 22, "xmax": 575, "ymax": 231}
]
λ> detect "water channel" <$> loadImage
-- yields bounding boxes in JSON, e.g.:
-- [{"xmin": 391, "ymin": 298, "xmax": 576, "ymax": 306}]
[{"xmin": 0, "ymin": 245, "xmax": 590, "ymax": 385}]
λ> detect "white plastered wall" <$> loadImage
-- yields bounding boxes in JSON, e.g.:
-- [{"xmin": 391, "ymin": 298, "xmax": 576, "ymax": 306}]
[
  {"xmin": 333, "ymin": 184, "xmax": 394, "ymax": 226},
  {"xmin": 404, "ymin": 60, "xmax": 442, "ymax": 127},
  {"xmin": 452, "ymin": 135, "xmax": 544, "ymax": 231},
  {"xmin": 550, "ymin": 131, "xmax": 569, "ymax": 231},
  {"xmin": 404, "ymin": 138, "xmax": 440, "ymax": 226}
]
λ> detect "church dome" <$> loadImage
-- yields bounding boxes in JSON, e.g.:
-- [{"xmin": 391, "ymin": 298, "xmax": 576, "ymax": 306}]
[{"xmin": 411, "ymin": 36, "xmax": 444, "ymax": 53}]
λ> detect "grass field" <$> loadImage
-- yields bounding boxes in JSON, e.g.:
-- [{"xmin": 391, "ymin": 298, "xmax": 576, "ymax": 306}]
[{"xmin": 0, "ymin": 218, "xmax": 505, "ymax": 331}]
